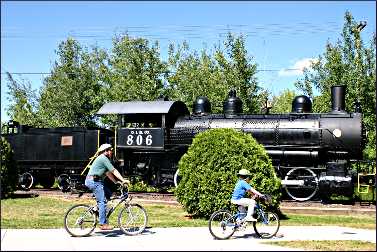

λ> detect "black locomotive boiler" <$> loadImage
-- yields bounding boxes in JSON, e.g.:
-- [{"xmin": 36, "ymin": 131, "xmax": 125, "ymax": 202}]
[{"xmin": 98, "ymin": 85, "xmax": 365, "ymax": 201}]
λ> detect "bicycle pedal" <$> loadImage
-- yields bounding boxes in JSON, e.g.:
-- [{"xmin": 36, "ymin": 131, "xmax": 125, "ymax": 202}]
[
  {"xmin": 236, "ymin": 224, "xmax": 247, "ymax": 231},
  {"xmin": 235, "ymin": 221, "xmax": 247, "ymax": 230}
]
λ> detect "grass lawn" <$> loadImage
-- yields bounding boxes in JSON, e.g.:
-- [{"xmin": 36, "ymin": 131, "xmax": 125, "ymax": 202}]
[
  {"xmin": 1, "ymin": 195, "xmax": 375, "ymax": 229},
  {"xmin": 1, "ymin": 195, "xmax": 376, "ymax": 251},
  {"xmin": 263, "ymin": 240, "xmax": 376, "ymax": 251}
]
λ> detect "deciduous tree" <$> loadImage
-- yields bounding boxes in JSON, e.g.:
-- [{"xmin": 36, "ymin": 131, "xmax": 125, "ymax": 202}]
[
  {"xmin": 5, "ymin": 72, "xmax": 39, "ymax": 125},
  {"xmin": 166, "ymin": 33, "xmax": 262, "ymax": 114},
  {"xmin": 38, "ymin": 38, "xmax": 101, "ymax": 127},
  {"xmin": 295, "ymin": 11, "xmax": 376, "ymax": 162},
  {"xmin": 270, "ymin": 89, "xmax": 297, "ymax": 113}
]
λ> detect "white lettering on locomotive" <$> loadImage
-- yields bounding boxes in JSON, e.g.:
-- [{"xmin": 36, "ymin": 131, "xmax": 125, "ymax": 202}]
[{"xmin": 126, "ymin": 131, "xmax": 153, "ymax": 146}]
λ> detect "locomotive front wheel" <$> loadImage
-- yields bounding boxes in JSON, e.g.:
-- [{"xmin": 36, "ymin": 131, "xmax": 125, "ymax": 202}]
[
  {"xmin": 57, "ymin": 174, "xmax": 71, "ymax": 192},
  {"xmin": 283, "ymin": 168, "xmax": 319, "ymax": 201},
  {"xmin": 174, "ymin": 169, "xmax": 181, "ymax": 187},
  {"xmin": 18, "ymin": 172, "xmax": 34, "ymax": 190}
]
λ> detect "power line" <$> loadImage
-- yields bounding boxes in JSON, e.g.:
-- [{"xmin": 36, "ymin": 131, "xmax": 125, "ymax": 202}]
[
  {"xmin": 1, "ymin": 72, "xmax": 51, "ymax": 75},
  {"xmin": 1, "ymin": 22, "xmax": 347, "ymax": 41},
  {"xmin": 0, "ymin": 69, "xmax": 302, "ymax": 76}
]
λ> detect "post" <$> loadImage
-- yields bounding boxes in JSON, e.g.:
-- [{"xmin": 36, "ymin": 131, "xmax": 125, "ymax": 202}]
[{"xmin": 353, "ymin": 21, "xmax": 367, "ymax": 99}]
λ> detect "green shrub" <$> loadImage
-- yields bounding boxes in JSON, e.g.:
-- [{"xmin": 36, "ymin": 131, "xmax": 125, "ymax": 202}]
[
  {"xmin": 175, "ymin": 128, "xmax": 282, "ymax": 218},
  {"xmin": 1, "ymin": 137, "xmax": 19, "ymax": 198}
]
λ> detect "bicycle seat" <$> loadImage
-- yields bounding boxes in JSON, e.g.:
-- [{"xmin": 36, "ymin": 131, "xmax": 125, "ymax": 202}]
[{"xmin": 237, "ymin": 205, "xmax": 246, "ymax": 213}]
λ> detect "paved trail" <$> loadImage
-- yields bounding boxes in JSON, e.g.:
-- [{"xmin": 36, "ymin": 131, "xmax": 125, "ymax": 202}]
[{"xmin": 1, "ymin": 226, "xmax": 375, "ymax": 251}]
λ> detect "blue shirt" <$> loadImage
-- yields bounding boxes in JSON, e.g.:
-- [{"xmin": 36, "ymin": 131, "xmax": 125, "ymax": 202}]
[{"xmin": 231, "ymin": 179, "xmax": 252, "ymax": 200}]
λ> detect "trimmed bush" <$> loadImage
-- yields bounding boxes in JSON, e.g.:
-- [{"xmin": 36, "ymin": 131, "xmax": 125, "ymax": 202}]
[
  {"xmin": 175, "ymin": 128, "xmax": 281, "ymax": 218},
  {"xmin": 1, "ymin": 137, "xmax": 19, "ymax": 198}
]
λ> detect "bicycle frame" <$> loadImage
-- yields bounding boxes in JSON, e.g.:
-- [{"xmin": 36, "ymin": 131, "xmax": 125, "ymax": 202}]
[
  {"xmin": 106, "ymin": 189, "xmax": 130, "ymax": 218},
  {"xmin": 208, "ymin": 194, "xmax": 279, "ymax": 240},
  {"xmin": 64, "ymin": 184, "xmax": 148, "ymax": 237},
  {"xmin": 254, "ymin": 203, "xmax": 269, "ymax": 224},
  {"xmin": 233, "ymin": 200, "xmax": 270, "ymax": 227}
]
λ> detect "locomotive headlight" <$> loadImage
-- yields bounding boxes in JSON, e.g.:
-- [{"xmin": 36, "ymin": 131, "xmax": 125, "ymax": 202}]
[{"xmin": 333, "ymin": 128, "xmax": 342, "ymax": 138}]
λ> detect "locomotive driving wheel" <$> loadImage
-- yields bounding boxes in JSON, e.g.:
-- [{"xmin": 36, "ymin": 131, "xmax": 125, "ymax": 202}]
[
  {"xmin": 174, "ymin": 169, "xmax": 181, "ymax": 187},
  {"xmin": 283, "ymin": 168, "xmax": 319, "ymax": 201},
  {"xmin": 18, "ymin": 172, "xmax": 34, "ymax": 190},
  {"xmin": 57, "ymin": 174, "xmax": 71, "ymax": 192}
]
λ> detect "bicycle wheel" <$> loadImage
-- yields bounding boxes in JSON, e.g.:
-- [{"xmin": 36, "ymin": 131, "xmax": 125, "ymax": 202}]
[
  {"xmin": 64, "ymin": 204, "xmax": 97, "ymax": 237},
  {"xmin": 253, "ymin": 211, "xmax": 280, "ymax": 239},
  {"xmin": 208, "ymin": 210, "xmax": 236, "ymax": 240},
  {"xmin": 118, "ymin": 204, "xmax": 148, "ymax": 235}
]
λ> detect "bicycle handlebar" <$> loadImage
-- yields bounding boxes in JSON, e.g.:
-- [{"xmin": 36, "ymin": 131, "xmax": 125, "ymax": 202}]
[
  {"xmin": 260, "ymin": 194, "xmax": 272, "ymax": 204},
  {"xmin": 115, "ymin": 181, "xmax": 130, "ymax": 195}
]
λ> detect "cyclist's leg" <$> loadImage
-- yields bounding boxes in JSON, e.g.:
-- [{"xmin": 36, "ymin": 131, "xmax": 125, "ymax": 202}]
[
  {"xmin": 86, "ymin": 179, "xmax": 108, "ymax": 225},
  {"xmin": 104, "ymin": 182, "xmax": 113, "ymax": 201},
  {"xmin": 230, "ymin": 199, "xmax": 246, "ymax": 221},
  {"xmin": 236, "ymin": 198, "xmax": 256, "ymax": 221}
]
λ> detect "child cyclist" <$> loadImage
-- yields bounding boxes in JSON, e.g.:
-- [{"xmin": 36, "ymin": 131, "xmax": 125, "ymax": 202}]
[{"xmin": 231, "ymin": 169, "xmax": 265, "ymax": 222}]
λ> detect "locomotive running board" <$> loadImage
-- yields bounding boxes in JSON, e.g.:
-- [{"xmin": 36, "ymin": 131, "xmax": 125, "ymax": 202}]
[{"xmin": 281, "ymin": 180, "xmax": 305, "ymax": 187}]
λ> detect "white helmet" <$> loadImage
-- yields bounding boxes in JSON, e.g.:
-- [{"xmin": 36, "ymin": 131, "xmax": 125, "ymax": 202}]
[
  {"xmin": 238, "ymin": 169, "xmax": 250, "ymax": 176},
  {"xmin": 98, "ymin": 143, "xmax": 112, "ymax": 153}
]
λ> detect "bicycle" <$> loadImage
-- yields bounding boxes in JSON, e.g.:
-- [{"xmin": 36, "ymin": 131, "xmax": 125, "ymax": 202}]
[
  {"xmin": 208, "ymin": 194, "xmax": 280, "ymax": 239},
  {"xmin": 64, "ymin": 182, "xmax": 148, "ymax": 237}
]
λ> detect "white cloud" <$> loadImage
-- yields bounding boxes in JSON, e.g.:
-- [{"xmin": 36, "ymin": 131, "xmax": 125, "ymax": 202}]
[{"xmin": 278, "ymin": 58, "xmax": 318, "ymax": 77}]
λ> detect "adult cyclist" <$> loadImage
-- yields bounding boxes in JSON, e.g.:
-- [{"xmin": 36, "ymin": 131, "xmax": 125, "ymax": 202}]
[{"xmin": 85, "ymin": 143, "xmax": 129, "ymax": 230}]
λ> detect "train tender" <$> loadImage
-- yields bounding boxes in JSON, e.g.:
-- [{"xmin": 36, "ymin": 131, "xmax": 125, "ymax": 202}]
[
  {"xmin": 97, "ymin": 85, "xmax": 365, "ymax": 201},
  {"xmin": 2, "ymin": 121, "xmax": 113, "ymax": 191}
]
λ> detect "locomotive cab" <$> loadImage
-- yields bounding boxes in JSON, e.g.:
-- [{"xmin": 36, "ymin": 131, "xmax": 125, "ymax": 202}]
[{"xmin": 97, "ymin": 100, "xmax": 189, "ymax": 186}]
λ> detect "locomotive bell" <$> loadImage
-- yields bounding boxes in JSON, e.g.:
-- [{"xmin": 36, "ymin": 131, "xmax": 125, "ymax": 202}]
[
  {"xmin": 291, "ymin": 95, "xmax": 312, "ymax": 113},
  {"xmin": 193, "ymin": 96, "xmax": 211, "ymax": 115},
  {"xmin": 223, "ymin": 89, "xmax": 243, "ymax": 117}
]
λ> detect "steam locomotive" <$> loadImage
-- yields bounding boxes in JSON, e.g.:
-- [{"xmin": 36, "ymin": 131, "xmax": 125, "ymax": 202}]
[
  {"xmin": 97, "ymin": 85, "xmax": 365, "ymax": 201},
  {"xmin": 2, "ymin": 85, "xmax": 365, "ymax": 201}
]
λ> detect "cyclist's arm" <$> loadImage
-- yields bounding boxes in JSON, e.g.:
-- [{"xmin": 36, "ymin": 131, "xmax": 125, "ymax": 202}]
[
  {"xmin": 111, "ymin": 169, "xmax": 129, "ymax": 184},
  {"xmin": 105, "ymin": 171, "xmax": 117, "ymax": 183},
  {"xmin": 247, "ymin": 187, "xmax": 264, "ymax": 198}
]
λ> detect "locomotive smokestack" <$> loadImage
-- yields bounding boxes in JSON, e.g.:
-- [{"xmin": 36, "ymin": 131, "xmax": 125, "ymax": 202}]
[{"xmin": 331, "ymin": 85, "xmax": 346, "ymax": 113}]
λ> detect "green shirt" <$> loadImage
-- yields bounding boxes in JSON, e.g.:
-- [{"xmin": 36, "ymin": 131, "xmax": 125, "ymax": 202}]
[{"xmin": 87, "ymin": 154, "xmax": 115, "ymax": 178}]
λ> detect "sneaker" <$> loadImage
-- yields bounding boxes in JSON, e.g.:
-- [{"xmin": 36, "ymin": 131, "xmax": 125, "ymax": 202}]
[
  {"xmin": 244, "ymin": 217, "xmax": 257, "ymax": 222},
  {"xmin": 99, "ymin": 224, "xmax": 113, "ymax": 230},
  {"xmin": 91, "ymin": 206, "xmax": 98, "ymax": 213}
]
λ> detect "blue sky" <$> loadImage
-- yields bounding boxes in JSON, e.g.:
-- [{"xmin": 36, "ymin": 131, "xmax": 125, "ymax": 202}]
[{"xmin": 1, "ymin": 1, "xmax": 376, "ymax": 123}]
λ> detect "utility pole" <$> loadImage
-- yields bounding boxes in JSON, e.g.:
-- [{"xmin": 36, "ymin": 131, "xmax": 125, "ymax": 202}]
[
  {"xmin": 354, "ymin": 21, "xmax": 367, "ymax": 57},
  {"xmin": 356, "ymin": 21, "xmax": 367, "ymax": 32},
  {"xmin": 352, "ymin": 21, "xmax": 367, "ymax": 101}
]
